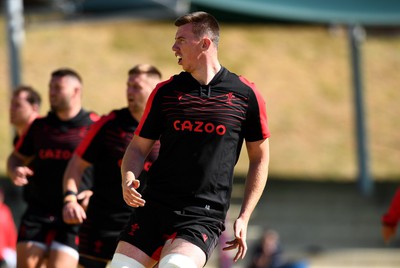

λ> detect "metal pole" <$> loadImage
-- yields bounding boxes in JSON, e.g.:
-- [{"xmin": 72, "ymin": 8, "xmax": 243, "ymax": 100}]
[
  {"xmin": 348, "ymin": 24, "xmax": 373, "ymax": 196},
  {"xmin": 5, "ymin": 0, "xmax": 24, "ymax": 90}
]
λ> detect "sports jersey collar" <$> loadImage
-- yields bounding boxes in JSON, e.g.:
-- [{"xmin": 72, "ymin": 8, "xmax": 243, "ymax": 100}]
[
  {"xmin": 47, "ymin": 109, "xmax": 89, "ymax": 126},
  {"xmin": 208, "ymin": 66, "xmax": 227, "ymax": 86},
  {"xmin": 184, "ymin": 66, "xmax": 227, "ymax": 86},
  {"xmin": 182, "ymin": 66, "xmax": 228, "ymax": 97}
]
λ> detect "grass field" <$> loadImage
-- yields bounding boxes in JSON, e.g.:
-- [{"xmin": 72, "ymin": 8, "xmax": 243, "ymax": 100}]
[{"xmin": 1, "ymin": 14, "xmax": 400, "ymax": 181}]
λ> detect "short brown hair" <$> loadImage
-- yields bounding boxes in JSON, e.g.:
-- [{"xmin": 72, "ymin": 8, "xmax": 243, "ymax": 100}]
[
  {"xmin": 175, "ymin": 11, "xmax": 220, "ymax": 46},
  {"xmin": 13, "ymin": 85, "xmax": 42, "ymax": 107},
  {"xmin": 51, "ymin": 68, "xmax": 82, "ymax": 83},
  {"xmin": 128, "ymin": 64, "xmax": 162, "ymax": 80}
]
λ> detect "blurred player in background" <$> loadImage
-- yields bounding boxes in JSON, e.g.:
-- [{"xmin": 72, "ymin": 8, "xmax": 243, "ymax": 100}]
[
  {"xmin": 7, "ymin": 68, "xmax": 99, "ymax": 268},
  {"xmin": 10, "ymin": 85, "xmax": 41, "ymax": 145},
  {"xmin": 63, "ymin": 64, "xmax": 161, "ymax": 268}
]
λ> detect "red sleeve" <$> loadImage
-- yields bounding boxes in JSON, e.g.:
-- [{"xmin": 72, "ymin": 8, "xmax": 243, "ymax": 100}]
[
  {"xmin": 382, "ymin": 187, "xmax": 400, "ymax": 226},
  {"xmin": 239, "ymin": 76, "xmax": 271, "ymax": 140}
]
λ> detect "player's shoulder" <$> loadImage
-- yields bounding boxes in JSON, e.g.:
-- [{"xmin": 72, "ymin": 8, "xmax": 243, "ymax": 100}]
[
  {"xmin": 155, "ymin": 74, "xmax": 180, "ymax": 91},
  {"xmin": 68, "ymin": 109, "xmax": 100, "ymax": 127},
  {"xmin": 222, "ymin": 67, "xmax": 254, "ymax": 87},
  {"xmin": 238, "ymin": 75, "xmax": 256, "ymax": 88},
  {"xmin": 159, "ymin": 72, "xmax": 193, "ymax": 86},
  {"xmin": 30, "ymin": 114, "xmax": 48, "ymax": 128},
  {"xmin": 84, "ymin": 110, "xmax": 100, "ymax": 122},
  {"xmin": 32, "ymin": 116, "xmax": 46, "ymax": 124},
  {"xmin": 107, "ymin": 108, "xmax": 130, "ymax": 123},
  {"xmin": 146, "ymin": 75, "xmax": 182, "ymax": 100},
  {"xmin": 111, "ymin": 107, "xmax": 128, "ymax": 117},
  {"xmin": 93, "ymin": 107, "xmax": 134, "ymax": 128},
  {"xmin": 92, "ymin": 109, "xmax": 119, "ymax": 128}
]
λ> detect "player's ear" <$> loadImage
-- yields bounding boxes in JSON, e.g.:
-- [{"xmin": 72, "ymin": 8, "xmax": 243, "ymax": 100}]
[
  {"xmin": 201, "ymin": 38, "xmax": 212, "ymax": 50},
  {"xmin": 32, "ymin": 104, "xmax": 40, "ymax": 112},
  {"xmin": 73, "ymin": 85, "xmax": 82, "ymax": 97}
]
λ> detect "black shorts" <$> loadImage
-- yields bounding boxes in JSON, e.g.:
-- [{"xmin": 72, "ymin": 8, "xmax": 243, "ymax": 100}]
[
  {"xmin": 78, "ymin": 208, "xmax": 131, "ymax": 261},
  {"xmin": 18, "ymin": 206, "xmax": 79, "ymax": 251},
  {"xmin": 118, "ymin": 200, "xmax": 225, "ymax": 262}
]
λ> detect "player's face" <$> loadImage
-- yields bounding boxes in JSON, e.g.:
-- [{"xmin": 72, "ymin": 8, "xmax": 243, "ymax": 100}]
[
  {"xmin": 126, "ymin": 73, "xmax": 154, "ymax": 114},
  {"xmin": 10, "ymin": 91, "xmax": 36, "ymax": 126},
  {"xmin": 49, "ymin": 76, "xmax": 76, "ymax": 112},
  {"xmin": 172, "ymin": 23, "xmax": 204, "ymax": 73}
]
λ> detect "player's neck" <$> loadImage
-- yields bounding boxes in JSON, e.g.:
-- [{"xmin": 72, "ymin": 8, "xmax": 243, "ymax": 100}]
[
  {"xmin": 15, "ymin": 124, "xmax": 25, "ymax": 137},
  {"xmin": 130, "ymin": 110, "xmax": 142, "ymax": 122},
  {"xmin": 192, "ymin": 61, "xmax": 221, "ymax": 85},
  {"xmin": 17, "ymin": 114, "xmax": 38, "ymax": 136},
  {"xmin": 56, "ymin": 105, "xmax": 81, "ymax": 121}
]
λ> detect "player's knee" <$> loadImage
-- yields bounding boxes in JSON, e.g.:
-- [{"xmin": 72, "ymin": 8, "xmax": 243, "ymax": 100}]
[
  {"xmin": 159, "ymin": 253, "xmax": 197, "ymax": 268},
  {"xmin": 110, "ymin": 253, "xmax": 145, "ymax": 268},
  {"xmin": 50, "ymin": 241, "xmax": 79, "ymax": 260}
]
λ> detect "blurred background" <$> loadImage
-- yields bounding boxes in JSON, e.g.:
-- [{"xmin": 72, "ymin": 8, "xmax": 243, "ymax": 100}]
[{"xmin": 1, "ymin": 0, "xmax": 400, "ymax": 267}]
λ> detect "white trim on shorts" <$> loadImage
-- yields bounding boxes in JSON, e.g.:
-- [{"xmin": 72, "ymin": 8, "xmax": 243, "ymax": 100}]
[
  {"xmin": 50, "ymin": 241, "xmax": 79, "ymax": 260},
  {"xmin": 21, "ymin": 241, "xmax": 47, "ymax": 251},
  {"xmin": 17, "ymin": 240, "xmax": 78, "ymax": 260}
]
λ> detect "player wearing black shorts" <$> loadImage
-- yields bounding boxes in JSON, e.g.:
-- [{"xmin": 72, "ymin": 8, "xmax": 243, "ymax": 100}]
[
  {"xmin": 7, "ymin": 68, "xmax": 99, "ymax": 268},
  {"xmin": 62, "ymin": 64, "xmax": 161, "ymax": 268},
  {"xmin": 111, "ymin": 12, "xmax": 270, "ymax": 268}
]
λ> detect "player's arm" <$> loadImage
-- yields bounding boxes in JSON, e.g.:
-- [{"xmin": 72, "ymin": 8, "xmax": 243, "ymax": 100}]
[
  {"xmin": 62, "ymin": 153, "xmax": 91, "ymax": 224},
  {"xmin": 7, "ymin": 150, "xmax": 34, "ymax": 187},
  {"xmin": 224, "ymin": 138, "xmax": 270, "ymax": 262},
  {"xmin": 121, "ymin": 135, "xmax": 155, "ymax": 208}
]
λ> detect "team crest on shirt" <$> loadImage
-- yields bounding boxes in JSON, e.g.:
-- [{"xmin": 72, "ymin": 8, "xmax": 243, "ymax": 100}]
[
  {"xmin": 226, "ymin": 92, "xmax": 236, "ymax": 105},
  {"xmin": 177, "ymin": 92, "xmax": 186, "ymax": 101},
  {"xmin": 128, "ymin": 223, "xmax": 140, "ymax": 236},
  {"xmin": 202, "ymin": 233, "xmax": 208, "ymax": 242},
  {"xmin": 95, "ymin": 240, "xmax": 103, "ymax": 253}
]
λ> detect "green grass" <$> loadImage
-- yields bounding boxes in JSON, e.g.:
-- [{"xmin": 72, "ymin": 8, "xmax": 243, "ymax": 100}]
[{"xmin": 1, "ymin": 16, "xmax": 400, "ymax": 181}]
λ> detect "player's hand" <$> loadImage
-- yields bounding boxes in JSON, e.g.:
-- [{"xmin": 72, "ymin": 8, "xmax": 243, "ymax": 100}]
[
  {"xmin": 77, "ymin": 190, "xmax": 93, "ymax": 212},
  {"xmin": 63, "ymin": 200, "xmax": 87, "ymax": 224},
  {"xmin": 223, "ymin": 217, "xmax": 248, "ymax": 262},
  {"xmin": 382, "ymin": 225, "xmax": 397, "ymax": 244},
  {"xmin": 10, "ymin": 166, "xmax": 33, "ymax": 186},
  {"xmin": 122, "ymin": 171, "xmax": 145, "ymax": 208}
]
